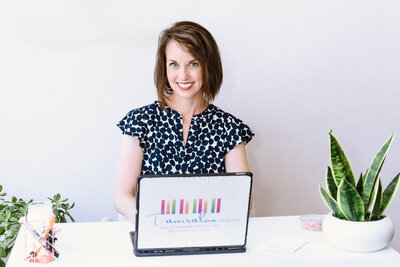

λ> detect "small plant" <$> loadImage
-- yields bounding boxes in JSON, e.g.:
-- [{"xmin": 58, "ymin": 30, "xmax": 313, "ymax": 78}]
[
  {"xmin": 320, "ymin": 132, "xmax": 400, "ymax": 222},
  {"xmin": 0, "ymin": 185, "xmax": 75, "ymax": 267},
  {"xmin": 48, "ymin": 193, "xmax": 75, "ymax": 223}
]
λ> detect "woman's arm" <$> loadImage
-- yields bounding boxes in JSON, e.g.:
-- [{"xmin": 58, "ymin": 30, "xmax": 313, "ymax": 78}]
[
  {"xmin": 224, "ymin": 142, "xmax": 250, "ymax": 172},
  {"xmin": 225, "ymin": 142, "xmax": 254, "ymax": 211},
  {"xmin": 114, "ymin": 135, "xmax": 143, "ymax": 222}
]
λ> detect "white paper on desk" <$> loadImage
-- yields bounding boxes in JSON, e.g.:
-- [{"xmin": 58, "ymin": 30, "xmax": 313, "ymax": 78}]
[{"xmin": 263, "ymin": 238, "xmax": 309, "ymax": 253}]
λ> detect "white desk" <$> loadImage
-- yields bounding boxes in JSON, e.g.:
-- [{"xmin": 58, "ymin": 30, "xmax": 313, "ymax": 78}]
[{"xmin": 7, "ymin": 216, "xmax": 400, "ymax": 267}]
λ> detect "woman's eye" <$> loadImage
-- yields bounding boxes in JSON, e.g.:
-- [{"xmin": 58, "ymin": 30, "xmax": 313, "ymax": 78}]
[
  {"xmin": 190, "ymin": 62, "xmax": 199, "ymax": 67},
  {"xmin": 169, "ymin": 62, "xmax": 177, "ymax": 67}
]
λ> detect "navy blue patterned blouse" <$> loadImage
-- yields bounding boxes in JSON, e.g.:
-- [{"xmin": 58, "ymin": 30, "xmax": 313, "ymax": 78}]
[{"xmin": 117, "ymin": 101, "xmax": 254, "ymax": 175}]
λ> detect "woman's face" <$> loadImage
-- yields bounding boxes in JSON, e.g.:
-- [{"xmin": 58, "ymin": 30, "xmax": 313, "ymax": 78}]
[{"xmin": 165, "ymin": 39, "xmax": 203, "ymax": 103}]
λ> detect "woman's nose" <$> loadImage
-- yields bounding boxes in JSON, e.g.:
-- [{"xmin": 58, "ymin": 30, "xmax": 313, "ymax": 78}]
[{"xmin": 178, "ymin": 67, "xmax": 189, "ymax": 80}]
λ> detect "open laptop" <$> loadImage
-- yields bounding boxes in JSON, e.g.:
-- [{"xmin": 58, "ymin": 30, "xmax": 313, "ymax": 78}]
[{"xmin": 131, "ymin": 172, "xmax": 253, "ymax": 256}]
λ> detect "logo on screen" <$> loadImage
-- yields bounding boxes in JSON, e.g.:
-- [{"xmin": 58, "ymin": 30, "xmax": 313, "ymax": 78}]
[{"xmin": 160, "ymin": 198, "xmax": 221, "ymax": 215}]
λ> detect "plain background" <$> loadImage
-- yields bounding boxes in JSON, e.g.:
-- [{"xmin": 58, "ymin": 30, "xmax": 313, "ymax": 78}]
[{"xmin": 1, "ymin": 0, "xmax": 400, "ymax": 250}]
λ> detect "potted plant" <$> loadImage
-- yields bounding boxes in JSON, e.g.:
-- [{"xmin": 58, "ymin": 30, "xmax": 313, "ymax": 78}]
[
  {"xmin": 319, "ymin": 132, "xmax": 400, "ymax": 252},
  {"xmin": 0, "ymin": 185, "xmax": 75, "ymax": 267}
]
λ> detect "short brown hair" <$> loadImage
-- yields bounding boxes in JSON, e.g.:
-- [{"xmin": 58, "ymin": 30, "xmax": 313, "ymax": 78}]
[{"xmin": 154, "ymin": 21, "xmax": 223, "ymax": 107}]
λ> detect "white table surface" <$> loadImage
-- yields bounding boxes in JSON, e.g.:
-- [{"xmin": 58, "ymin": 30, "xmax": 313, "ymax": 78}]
[{"xmin": 7, "ymin": 216, "xmax": 400, "ymax": 267}]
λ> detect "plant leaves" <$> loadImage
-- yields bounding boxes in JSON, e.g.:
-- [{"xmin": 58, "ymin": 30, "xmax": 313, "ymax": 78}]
[
  {"xmin": 319, "ymin": 185, "xmax": 346, "ymax": 219},
  {"xmin": 0, "ymin": 247, "xmax": 5, "ymax": 258},
  {"xmin": 370, "ymin": 179, "xmax": 383, "ymax": 221},
  {"xmin": 329, "ymin": 132, "xmax": 356, "ymax": 187},
  {"xmin": 363, "ymin": 133, "xmax": 394, "ymax": 212},
  {"xmin": 356, "ymin": 172, "xmax": 364, "ymax": 199},
  {"xmin": 366, "ymin": 176, "xmax": 379, "ymax": 213},
  {"xmin": 326, "ymin": 166, "xmax": 337, "ymax": 200},
  {"xmin": 337, "ymin": 179, "xmax": 365, "ymax": 221},
  {"xmin": 378, "ymin": 173, "xmax": 400, "ymax": 217}
]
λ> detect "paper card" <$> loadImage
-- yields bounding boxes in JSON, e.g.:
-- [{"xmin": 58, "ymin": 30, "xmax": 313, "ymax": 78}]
[{"xmin": 263, "ymin": 238, "xmax": 309, "ymax": 253}]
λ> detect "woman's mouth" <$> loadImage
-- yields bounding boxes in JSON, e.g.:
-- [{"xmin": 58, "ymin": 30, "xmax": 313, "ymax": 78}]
[{"xmin": 177, "ymin": 82, "xmax": 194, "ymax": 90}]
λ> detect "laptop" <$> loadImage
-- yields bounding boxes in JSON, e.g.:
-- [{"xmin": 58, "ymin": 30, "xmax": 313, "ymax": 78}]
[{"xmin": 131, "ymin": 172, "xmax": 253, "ymax": 256}]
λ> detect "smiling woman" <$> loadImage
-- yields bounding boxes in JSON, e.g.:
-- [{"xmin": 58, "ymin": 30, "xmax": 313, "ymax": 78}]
[
  {"xmin": 114, "ymin": 21, "xmax": 254, "ymax": 222},
  {"xmin": 165, "ymin": 39, "xmax": 204, "ymax": 116}
]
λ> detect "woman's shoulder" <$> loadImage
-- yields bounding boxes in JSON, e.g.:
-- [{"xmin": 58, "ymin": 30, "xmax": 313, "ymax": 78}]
[
  {"xmin": 208, "ymin": 104, "xmax": 255, "ymax": 146},
  {"xmin": 124, "ymin": 101, "xmax": 160, "ymax": 118},
  {"xmin": 208, "ymin": 104, "xmax": 246, "ymax": 124},
  {"xmin": 117, "ymin": 101, "xmax": 161, "ymax": 130}
]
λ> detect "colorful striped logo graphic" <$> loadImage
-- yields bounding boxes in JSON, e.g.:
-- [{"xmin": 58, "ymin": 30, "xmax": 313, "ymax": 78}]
[{"xmin": 161, "ymin": 198, "xmax": 221, "ymax": 215}]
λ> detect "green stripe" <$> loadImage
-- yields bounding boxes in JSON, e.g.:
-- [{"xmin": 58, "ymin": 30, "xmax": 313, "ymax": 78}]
[
  {"xmin": 172, "ymin": 199, "xmax": 176, "ymax": 214},
  {"xmin": 193, "ymin": 199, "xmax": 197, "ymax": 213},
  {"xmin": 211, "ymin": 198, "xmax": 216, "ymax": 213}
]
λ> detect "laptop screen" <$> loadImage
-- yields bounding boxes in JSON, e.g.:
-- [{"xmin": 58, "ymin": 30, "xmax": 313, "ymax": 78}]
[{"xmin": 135, "ymin": 173, "xmax": 252, "ymax": 250}]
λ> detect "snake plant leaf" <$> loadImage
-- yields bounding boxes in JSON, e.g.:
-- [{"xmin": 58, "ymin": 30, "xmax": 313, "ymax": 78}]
[
  {"xmin": 356, "ymin": 172, "xmax": 364, "ymax": 200},
  {"xmin": 337, "ymin": 179, "xmax": 365, "ymax": 221},
  {"xmin": 378, "ymin": 173, "xmax": 400, "ymax": 218},
  {"xmin": 370, "ymin": 179, "xmax": 383, "ymax": 221},
  {"xmin": 320, "ymin": 185, "xmax": 346, "ymax": 219},
  {"xmin": 329, "ymin": 132, "xmax": 356, "ymax": 187},
  {"xmin": 363, "ymin": 133, "xmax": 394, "ymax": 211},
  {"xmin": 366, "ymin": 177, "xmax": 378, "ymax": 213},
  {"xmin": 326, "ymin": 166, "xmax": 337, "ymax": 200}
]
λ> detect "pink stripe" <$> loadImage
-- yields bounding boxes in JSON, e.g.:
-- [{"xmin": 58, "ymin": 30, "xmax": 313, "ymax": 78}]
[
  {"xmin": 198, "ymin": 198, "xmax": 203, "ymax": 213},
  {"xmin": 180, "ymin": 199, "xmax": 184, "ymax": 214},
  {"xmin": 161, "ymin": 200, "xmax": 165, "ymax": 214},
  {"xmin": 217, "ymin": 198, "xmax": 221, "ymax": 213}
]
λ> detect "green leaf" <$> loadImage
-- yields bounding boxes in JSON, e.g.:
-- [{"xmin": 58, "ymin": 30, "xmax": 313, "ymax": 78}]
[
  {"xmin": 329, "ymin": 132, "xmax": 356, "ymax": 187},
  {"xmin": 363, "ymin": 133, "xmax": 394, "ymax": 212},
  {"xmin": 0, "ymin": 247, "xmax": 5, "ymax": 258},
  {"xmin": 337, "ymin": 179, "xmax": 365, "ymax": 221},
  {"xmin": 5, "ymin": 210, "xmax": 11, "ymax": 221},
  {"xmin": 319, "ymin": 185, "xmax": 346, "ymax": 219},
  {"xmin": 366, "ymin": 177, "xmax": 379, "ymax": 212},
  {"xmin": 326, "ymin": 166, "xmax": 337, "ymax": 200},
  {"xmin": 356, "ymin": 172, "xmax": 364, "ymax": 199},
  {"xmin": 378, "ymin": 173, "xmax": 400, "ymax": 217},
  {"xmin": 65, "ymin": 211, "xmax": 75, "ymax": 222},
  {"xmin": 370, "ymin": 179, "xmax": 383, "ymax": 221}
]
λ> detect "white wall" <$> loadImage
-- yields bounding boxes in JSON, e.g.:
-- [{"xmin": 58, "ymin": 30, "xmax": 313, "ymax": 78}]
[{"xmin": 1, "ymin": 0, "xmax": 400, "ymax": 250}]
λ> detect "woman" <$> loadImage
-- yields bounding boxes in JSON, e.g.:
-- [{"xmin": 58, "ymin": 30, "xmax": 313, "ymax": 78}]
[{"xmin": 114, "ymin": 21, "xmax": 254, "ymax": 222}]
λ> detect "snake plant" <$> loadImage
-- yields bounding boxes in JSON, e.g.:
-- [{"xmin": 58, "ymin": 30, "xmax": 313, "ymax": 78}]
[{"xmin": 320, "ymin": 132, "xmax": 400, "ymax": 221}]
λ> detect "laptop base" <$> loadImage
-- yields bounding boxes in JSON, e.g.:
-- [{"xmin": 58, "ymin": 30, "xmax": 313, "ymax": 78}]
[{"xmin": 130, "ymin": 231, "xmax": 246, "ymax": 257}]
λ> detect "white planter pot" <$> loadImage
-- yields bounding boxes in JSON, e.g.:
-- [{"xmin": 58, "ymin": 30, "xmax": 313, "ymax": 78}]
[{"xmin": 322, "ymin": 213, "xmax": 394, "ymax": 252}]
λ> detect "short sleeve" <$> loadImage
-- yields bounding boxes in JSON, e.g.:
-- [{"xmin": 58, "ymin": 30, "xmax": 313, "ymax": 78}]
[
  {"xmin": 116, "ymin": 109, "xmax": 148, "ymax": 149},
  {"xmin": 224, "ymin": 116, "xmax": 254, "ymax": 153}
]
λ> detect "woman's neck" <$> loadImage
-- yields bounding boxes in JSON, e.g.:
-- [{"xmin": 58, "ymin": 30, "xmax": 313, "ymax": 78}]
[{"xmin": 166, "ymin": 97, "xmax": 207, "ymax": 119}]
